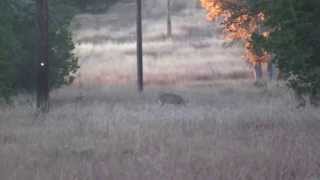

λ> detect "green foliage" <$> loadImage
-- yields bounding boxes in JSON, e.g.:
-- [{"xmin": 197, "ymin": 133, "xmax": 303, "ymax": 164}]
[
  {"xmin": 48, "ymin": 24, "xmax": 79, "ymax": 88},
  {"xmin": 0, "ymin": 0, "xmax": 18, "ymax": 102},
  {"xmin": 0, "ymin": 0, "xmax": 122, "ymax": 102},
  {"xmin": 249, "ymin": 0, "xmax": 320, "ymax": 96},
  {"xmin": 69, "ymin": 0, "xmax": 119, "ymax": 13},
  {"xmin": 0, "ymin": 50, "xmax": 15, "ymax": 103},
  {"xmin": 0, "ymin": 0, "xmax": 79, "ymax": 102}
]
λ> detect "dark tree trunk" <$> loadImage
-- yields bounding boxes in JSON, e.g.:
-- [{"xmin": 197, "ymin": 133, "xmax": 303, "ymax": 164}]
[
  {"xmin": 167, "ymin": 0, "xmax": 172, "ymax": 38},
  {"xmin": 136, "ymin": 0, "xmax": 144, "ymax": 92},
  {"xmin": 36, "ymin": 0, "xmax": 49, "ymax": 112},
  {"xmin": 254, "ymin": 63, "xmax": 263, "ymax": 81},
  {"xmin": 267, "ymin": 61, "xmax": 274, "ymax": 80}
]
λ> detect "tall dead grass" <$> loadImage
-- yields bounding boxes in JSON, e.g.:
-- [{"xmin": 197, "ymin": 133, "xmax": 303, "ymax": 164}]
[{"xmin": 1, "ymin": 83, "xmax": 320, "ymax": 180}]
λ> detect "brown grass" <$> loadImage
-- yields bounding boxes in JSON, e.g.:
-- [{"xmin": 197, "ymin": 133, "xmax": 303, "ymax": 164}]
[{"xmin": 1, "ymin": 83, "xmax": 320, "ymax": 180}]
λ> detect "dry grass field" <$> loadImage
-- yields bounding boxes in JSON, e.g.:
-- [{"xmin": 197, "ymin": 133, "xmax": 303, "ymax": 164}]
[{"xmin": 0, "ymin": 0, "xmax": 320, "ymax": 179}]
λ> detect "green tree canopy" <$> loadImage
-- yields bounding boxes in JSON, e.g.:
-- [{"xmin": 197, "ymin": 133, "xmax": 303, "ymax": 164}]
[
  {"xmin": 0, "ymin": 0, "xmax": 81, "ymax": 102},
  {"xmin": 249, "ymin": 0, "xmax": 320, "ymax": 96}
]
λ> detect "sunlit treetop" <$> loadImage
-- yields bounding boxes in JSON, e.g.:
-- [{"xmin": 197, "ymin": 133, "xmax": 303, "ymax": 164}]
[{"xmin": 200, "ymin": 0, "xmax": 270, "ymax": 64}]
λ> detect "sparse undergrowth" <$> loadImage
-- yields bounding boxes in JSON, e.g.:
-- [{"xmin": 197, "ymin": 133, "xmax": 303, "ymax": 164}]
[{"xmin": 0, "ymin": 83, "xmax": 319, "ymax": 180}]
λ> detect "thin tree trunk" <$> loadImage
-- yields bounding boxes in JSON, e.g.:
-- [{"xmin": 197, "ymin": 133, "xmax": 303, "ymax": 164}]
[
  {"xmin": 36, "ymin": 0, "xmax": 49, "ymax": 112},
  {"xmin": 254, "ymin": 63, "xmax": 263, "ymax": 81},
  {"xmin": 267, "ymin": 61, "xmax": 274, "ymax": 80},
  {"xmin": 136, "ymin": 0, "xmax": 144, "ymax": 92},
  {"xmin": 167, "ymin": 0, "xmax": 172, "ymax": 38},
  {"xmin": 195, "ymin": 0, "xmax": 201, "ymax": 9}
]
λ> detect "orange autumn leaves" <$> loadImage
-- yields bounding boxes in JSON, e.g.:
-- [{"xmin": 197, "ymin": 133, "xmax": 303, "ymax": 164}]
[
  {"xmin": 200, "ymin": 0, "xmax": 270, "ymax": 64},
  {"xmin": 200, "ymin": 0, "xmax": 224, "ymax": 20}
]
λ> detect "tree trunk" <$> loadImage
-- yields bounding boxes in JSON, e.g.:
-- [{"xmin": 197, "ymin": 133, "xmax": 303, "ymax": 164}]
[
  {"xmin": 167, "ymin": 0, "xmax": 172, "ymax": 38},
  {"xmin": 195, "ymin": 0, "xmax": 201, "ymax": 9},
  {"xmin": 267, "ymin": 61, "xmax": 275, "ymax": 80},
  {"xmin": 36, "ymin": 0, "xmax": 49, "ymax": 112},
  {"xmin": 136, "ymin": 0, "xmax": 144, "ymax": 92},
  {"xmin": 254, "ymin": 63, "xmax": 263, "ymax": 81}
]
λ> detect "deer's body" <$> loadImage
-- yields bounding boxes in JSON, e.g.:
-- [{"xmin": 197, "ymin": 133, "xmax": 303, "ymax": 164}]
[{"xmin": 158, "ymin": 93, "xmax": 186, "ymax": 106}]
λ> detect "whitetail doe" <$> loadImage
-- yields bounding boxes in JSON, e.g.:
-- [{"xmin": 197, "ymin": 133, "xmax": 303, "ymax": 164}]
[{"xmin": 158, "ymin": 93, "xmax": 187, "ymax": 106}]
